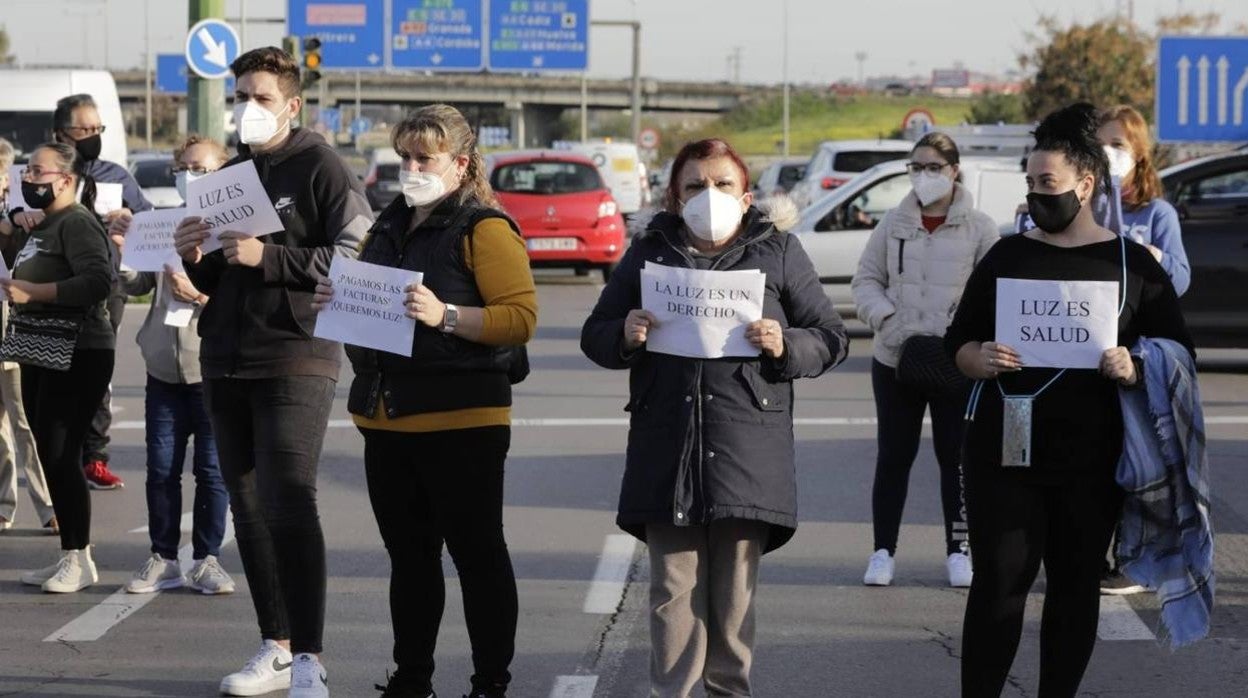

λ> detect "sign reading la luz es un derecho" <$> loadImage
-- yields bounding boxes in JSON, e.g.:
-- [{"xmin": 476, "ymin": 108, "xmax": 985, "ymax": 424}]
[
  {"xmin": 641, "ymin": 262, "xmax": 766, "ymax": 359},
  {"xmin": 995, "ymin": 278, "xmax": 1118, "ymax": 370}
]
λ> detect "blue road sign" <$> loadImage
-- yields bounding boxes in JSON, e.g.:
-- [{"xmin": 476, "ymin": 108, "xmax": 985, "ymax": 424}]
[
  {"xmin": 488, "ymin": 0, "xmax": 589, "ymax": 72},
  {"xmin": 319, "ymin": 107, "xmax": 342, "ymax": 134},
  {"xmin": 350, "ymin": 117, "xmax": 374, "ymax": 136},
  {"xmin": 185, "ymin": 19, "xmax": 241, "ymax": 80},
  {"xmin": 156, "ymin": 54, "xmax": 190, "ymax": 93},
  {"xmin": 1157, "ymin": 36, "xmax": 1248, "ymax": 142},
  {"xmin": 288, "ymin": 0, "xmax": 386, "ymax": 70},
  {"xmin": 391, "ymin": 0, "xmax": 484, "ymax": 70}
]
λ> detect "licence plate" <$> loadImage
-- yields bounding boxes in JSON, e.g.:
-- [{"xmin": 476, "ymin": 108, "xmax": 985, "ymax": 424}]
[{"xmin": 527, "ymin": 237, "xmax": 578, "ymax": 251}]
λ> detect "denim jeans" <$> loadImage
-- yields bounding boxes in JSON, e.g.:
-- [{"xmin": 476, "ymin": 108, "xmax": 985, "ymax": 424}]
[
  {"xmin": 205, "ymin": 375, "xmax": 335, "ymax": 655},
  {"xmin": 145, "ymin": 374, "xmax": 226, "ymax": 560}
]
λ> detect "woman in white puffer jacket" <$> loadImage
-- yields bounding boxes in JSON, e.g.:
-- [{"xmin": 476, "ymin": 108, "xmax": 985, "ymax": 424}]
[{"xmin": 851, "ymin": 132, "xmax": 999, "ymax": 589}]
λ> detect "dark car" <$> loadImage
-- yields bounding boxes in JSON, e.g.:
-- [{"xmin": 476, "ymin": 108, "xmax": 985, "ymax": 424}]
[
  {"xmin": 363, "ymin": 148, "xmax": 402, "ymax": 211},
  {"xmin": 1161, "ymin": 150, "xmax": 1248, "ymax": 348}
]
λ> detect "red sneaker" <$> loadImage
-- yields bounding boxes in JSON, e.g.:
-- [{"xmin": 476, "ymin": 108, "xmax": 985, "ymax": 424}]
[{"xmin": 84, "ymin": 460, "xmax": 124, "ymax": 490}]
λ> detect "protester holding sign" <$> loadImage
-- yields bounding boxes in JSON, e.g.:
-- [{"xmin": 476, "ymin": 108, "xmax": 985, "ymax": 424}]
[
  {"xmin": 3, "ymin": 143, "xmax": 114, "ymax": 593},
  {"xmin": 945, "ymin": 104, "xmax": 1194, "ymax": 697},
  {"xmin": 851, "ymin": 132, "xmax": 999, "ymax": 589},
  {"xmin": 581, "ymin": 138, "xmax": 847, "ymax": 697},
  {"xmin": 173, "ymin": 47, "xmax": 372, "ymax": 698},
  {"xmin": 117, "ymin": 135, "xmax": 235, "ymax": 597},
  {"xmin": 311, "ymin": 104, "xmax": 536, "ymax": 698}
]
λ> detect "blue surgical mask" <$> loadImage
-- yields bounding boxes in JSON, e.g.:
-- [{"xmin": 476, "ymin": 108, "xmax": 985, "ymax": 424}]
[{"xmin": 175, "ymin": 170, "xmax": 203, "ymax": 202}]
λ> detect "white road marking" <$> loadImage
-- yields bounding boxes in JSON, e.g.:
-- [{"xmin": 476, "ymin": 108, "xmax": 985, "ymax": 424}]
[
  {"xmin": 550, "ymin": 675, "xmax": 599, "ymax": 698},
  {"xmin": 109, "ymin": 415, "xmax": 1248, "ymax": 431},
  {"xmin": 129, "ymin": 510, "xmax": 192, "ymax": 534},
  {"xmin": 583, "ymin": 534, "xmax": 637, "ymax": 614},
  {"xmin": 1097, "ymin": 595, "xmax": 1156, "ymax": 641},
  {"xmin": 45, "ymin": 517, "xmax": 236, "ymax": 643}
]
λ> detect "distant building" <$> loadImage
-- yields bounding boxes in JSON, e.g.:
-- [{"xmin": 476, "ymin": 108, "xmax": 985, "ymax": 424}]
[{"xmin": 930, "ymin": 68, "xmax": 1023, "ymax": 96}]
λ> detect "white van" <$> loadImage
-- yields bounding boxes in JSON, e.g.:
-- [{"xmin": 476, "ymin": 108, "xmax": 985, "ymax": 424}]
[
  {"xmin": 0, "ymin": 70, "xmax": 127, "ymax": 165},
  {"xmin": 569, "ymin": 140, "xmax": 643, "ymax": 216},
  {"xmin": 790, "ymin": 157, "xmax": 1025, "ymax": 313},
  {"xmin": 789, "ymin": 138, "xmax": 915, "ymax": 209}
]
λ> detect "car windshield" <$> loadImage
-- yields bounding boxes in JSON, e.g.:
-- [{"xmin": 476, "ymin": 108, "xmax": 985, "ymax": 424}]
[
  {"xmin": 133, "ymin": 159, "xmax": 175, "ymax": 188},
  {"xmin": 492, "ymin": 161, "xmax": 602, "ymax": 194},
  {"xmin": 0, "ymin": 112, "xmax": 50, "ymax": 161},
  {"xmin": 833, "ymin": 151, "xmax": 909, "ymax": 173}
]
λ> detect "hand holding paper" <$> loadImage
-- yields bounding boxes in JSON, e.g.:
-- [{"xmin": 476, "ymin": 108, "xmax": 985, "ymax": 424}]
[
  {"xmin": 995, "ymin": 278, "xmax": 1118, "ymax": 369},
  {"xmin": 122, "ymin": 209, "xmax": 187, "ymax": 272},
  {"xmin": 313, "ymin": 257, "xmax": 423, "ymax": 356},
  {"xmin": 640, "ymin": 263, "xmax": 767, "ymax": 359},
  {"xmin": 184, "ymin": 160, "xmax": 283, "ymax": 255}
]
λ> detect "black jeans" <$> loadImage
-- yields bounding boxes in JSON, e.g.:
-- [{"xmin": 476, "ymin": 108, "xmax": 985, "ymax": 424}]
[
  {"xmin": 360, "ymin": 426, "xmax": 517, "ymax": 694},
  {"xmin": 960, "ymin": 466, "xmax": 1123, "ymax": 698},
  {"xmin": 870, "ymin": 359, "xmax": 968, "ymax": 556},
  {"xmin": 205, "ymin": 375, "xmax": 335, "ymax": 654},
  {"xmin": 22, "ymin": 348, "xmax": 114, "ymax": 550},
  {"xmin": 81, "ymin": 290, "xmax": 124, "ymax": 464}
]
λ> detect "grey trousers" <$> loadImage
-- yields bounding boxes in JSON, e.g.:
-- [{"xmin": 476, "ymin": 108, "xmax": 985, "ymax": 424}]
[
  {"xmin": 0, "ymin": 365, "xmax": 53, "ymax": 525},
  {"xmin": 645, "ymin": 519, "xmax": 770, "ymax": 698}
]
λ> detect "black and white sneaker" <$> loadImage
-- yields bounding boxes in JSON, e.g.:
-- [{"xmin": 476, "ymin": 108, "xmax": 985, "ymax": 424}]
[
  {"xmin": 219, "ymin": 640, "xmax": 292, "ymax": 696},
  {"xmin": 1100, "ymin": 570, "xmax": 1147, "ymax": 595}
]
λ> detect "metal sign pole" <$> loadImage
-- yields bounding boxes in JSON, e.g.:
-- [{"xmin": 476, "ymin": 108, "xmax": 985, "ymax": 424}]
[{"xmin": 188, "ymin": 0, "xmax": 227, "ymax": 143}]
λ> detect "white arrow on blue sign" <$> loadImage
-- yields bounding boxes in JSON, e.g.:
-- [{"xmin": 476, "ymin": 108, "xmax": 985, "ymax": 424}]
[
  {"xmin": 185, "ymin": 19, "xmax": 241, "ymax": 80},
  {"xmin": 1157, "ymin": 36, "xmax": 1248, "ymax": 142}
]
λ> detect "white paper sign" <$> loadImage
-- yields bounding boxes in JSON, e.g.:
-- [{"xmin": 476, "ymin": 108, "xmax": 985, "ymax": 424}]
[
  {"xmin": 164, "ymin": 300, "xmax": 194, "ymax": 328},
  {"xmin": 122, "ymin": 208, "xmax": 186, "ymax": 272},
  {"xmin": 6, "ymin": 166, "xmax": 26, "ymax": 210},
  {"xmin": 995, "ymin": 278, "xmax": 1118, "ymax": 369},
  {"xmin": 91, "ymin": 182, "xmax": 124, "ymax": 216},
  {"xmin": 185, "ymin": 160, "xmax": 283, "ymax": 255},
  {"xmin": 313, "ymin": 257, "xmax": 421, "ymax": 356},
  {"xmin": 640, "ymin": 263, "xmax": 766, "ymax": 359}
]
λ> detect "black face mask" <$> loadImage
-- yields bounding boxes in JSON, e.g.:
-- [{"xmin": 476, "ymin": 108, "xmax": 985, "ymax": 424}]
[
  {"xmin": 21, "ymin": 180, "xmax": 58, "ymax": 210},
  {"xmin": 71, "ymin": 133, "xmax": 102, "ymax": 162},
  {"xmin": 1026, "ymin": 189, "xmax": 1082, "ymax": 234}
]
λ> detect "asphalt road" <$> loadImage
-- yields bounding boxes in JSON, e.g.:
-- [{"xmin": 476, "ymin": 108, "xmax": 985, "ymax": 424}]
[{"xmin": 2, "ymin": 273, "xmax": 1248, "ymax": 698}]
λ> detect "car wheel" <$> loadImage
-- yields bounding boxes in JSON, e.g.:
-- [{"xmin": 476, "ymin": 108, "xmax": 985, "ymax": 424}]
[{"xmin": 575, "ymin": 268, "xmax": 591, "ymax": 277}]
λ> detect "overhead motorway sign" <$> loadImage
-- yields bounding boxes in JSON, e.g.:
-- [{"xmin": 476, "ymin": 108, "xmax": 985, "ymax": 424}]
[
  {"xmin": 487, "ymin": 0, "xmax": 589, "ymax": 72},
  {"xmin": 1157, "ymin": 36, "xmax": 1248, "ymax": 142},
  {"xmin": 392, "ymin": 0, "xmax": 484, "ymax": 70},
  {"xmin": 185, "ymin": 19, "xmax": 241, "ymax": 80},
  {"xmin": 288, "ymin": 0, "xmax": 386, "ymax": 70}
]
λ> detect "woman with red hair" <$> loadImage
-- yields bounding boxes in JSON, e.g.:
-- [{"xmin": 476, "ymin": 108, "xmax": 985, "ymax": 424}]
[{"xmin": 581, "ymin": 138, "xmax": 848, "ymax": 696}]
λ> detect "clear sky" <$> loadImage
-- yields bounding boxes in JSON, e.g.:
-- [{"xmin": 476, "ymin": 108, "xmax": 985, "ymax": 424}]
[{"xmin": 2, "ymin": 0, "xmax": 1245, "ymax": 84}]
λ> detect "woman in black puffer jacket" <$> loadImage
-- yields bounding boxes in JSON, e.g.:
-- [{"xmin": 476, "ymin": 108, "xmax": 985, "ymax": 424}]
[{"xmin": 581, "ymin": 138, "xmax": 848, "ymax": 697}]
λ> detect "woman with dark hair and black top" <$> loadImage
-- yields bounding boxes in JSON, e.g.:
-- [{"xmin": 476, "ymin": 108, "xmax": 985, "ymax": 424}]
[
  {"xmin": 946, "ymin": 103, "xmax": 1193, "ymax": 696},
  {"xmin": 6, "ymin": 142, "xmax": 115, "ymax": 593}
]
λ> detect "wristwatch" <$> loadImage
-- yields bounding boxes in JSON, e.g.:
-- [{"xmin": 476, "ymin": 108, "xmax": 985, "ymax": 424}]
[{"xmin": 439, "ymin": 303, "xmax": 459, "ymax": 333}]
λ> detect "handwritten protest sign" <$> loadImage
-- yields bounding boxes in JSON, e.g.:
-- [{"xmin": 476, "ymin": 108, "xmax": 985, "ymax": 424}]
[
  {"xmin": 185, "ymin": 160, "xmax": 283, "ymax": 255},
  {"xmin": 6, "ymin": 166, "xmax": 26, "ymax": 210},
  {"xmin": 122, "ymin": 208, "xmax": 186, "ymax": 272},
  {"xmin": 641, "ymin": 262, "xmax": 766, "ymax": 359},
  {"xmin": 91, "ymin": 182, "xmax": 124, "ymax": 216},
  {"xmin": 313, "ymin": 256, "xmax": 422, "ymax": 356},
  {"xmin": 995, "ymin": 278, "xmax": 1118, "ymax": 369}
]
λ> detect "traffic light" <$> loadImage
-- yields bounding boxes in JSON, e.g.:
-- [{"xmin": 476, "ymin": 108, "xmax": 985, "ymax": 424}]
[{"xmin": 302, "ymin": 37, "xmax": 323, "ymax": 91}]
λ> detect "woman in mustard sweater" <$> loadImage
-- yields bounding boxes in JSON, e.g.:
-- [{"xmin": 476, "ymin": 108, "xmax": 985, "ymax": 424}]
[{"xmin": 312, "ymin": 104, "xmax": 537, "ymax": 698}]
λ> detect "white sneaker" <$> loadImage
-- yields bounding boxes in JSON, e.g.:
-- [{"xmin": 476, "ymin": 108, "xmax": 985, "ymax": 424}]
[
  {"xmin": 289, "ymin": 653, "xmax": 329, "ymax": 698},
  {"xmin": 125, "ymin": 554, "xmax": 185, "ymax": 594},
  {"xmin": 220, "ymin": 640, "xmax": 293, "ymax": 696},
  {"xmin": 188, "ymin": 555, "xmax": 236, "ymax": 595},
  {"xmin": 863, "ymin": 549, "xmax": 895, "ymax": 586},
  {"xmin": 947, "ymin": 552, "xmax": 973, "ymax": 588},
  {"xmin": 41, "ymin": 548, "xmax": 99, "ymax": 593}
]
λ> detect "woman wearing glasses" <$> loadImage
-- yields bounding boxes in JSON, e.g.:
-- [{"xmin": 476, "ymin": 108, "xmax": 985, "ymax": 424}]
[{"xmin": 851, "ymin": 132, "xmax": 999, "ymax": 588}]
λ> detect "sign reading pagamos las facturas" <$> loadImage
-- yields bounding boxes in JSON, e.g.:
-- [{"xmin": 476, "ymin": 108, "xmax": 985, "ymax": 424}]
[
  {"xmin": 185, "ymin": 160, "xmax": 284, "ymax": 254},
  {"xmin": 313, "ymin": 256, "xmax": 422, "ymax": 356},
  {"xmin": 641, "ymin": 262, "xmax": 766, "ymax": 359},
  {"xmin": 995, "ymin": 278, "xmax": 1119, "ymax": 369},
  {"xmin": 122, "ymin": 208, "xmax": 187, "ymax": 272}
]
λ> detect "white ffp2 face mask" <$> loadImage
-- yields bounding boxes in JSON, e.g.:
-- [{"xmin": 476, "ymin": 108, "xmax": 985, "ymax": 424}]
[
  {"xmin": 910, "ymin": 171, "xmax": 954, "ymax": 207},
  {"xmin": 399, "ymin": 169, "xmax": 450, "ymax": 207},
  {"xmin": 1104, "ymin": 145, "xmax": 1135, "ymax": 180},
  {"xmin": 681, "ymin": 187, "xmax": 746, "ymax": 242},
  {"xmin": 234, "ymin": 100, "xmax": 291, "ymax": 146}
]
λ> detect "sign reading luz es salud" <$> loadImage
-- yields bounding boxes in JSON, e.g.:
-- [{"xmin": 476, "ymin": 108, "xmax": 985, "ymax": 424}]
[
  {"xmin": 185, "ymin": 160, "xmax": 285, "ymax": 255},
  {"xmin": 313, "ymin": 256, "xmax": 422, "ymax": 357},
  {"xmin": 641, "ymin": 263, "xmax": 766, "ymax": 359},
  {"xmin": 995, "ymin": 278, "xmax": 1119, "ymax": 370}
]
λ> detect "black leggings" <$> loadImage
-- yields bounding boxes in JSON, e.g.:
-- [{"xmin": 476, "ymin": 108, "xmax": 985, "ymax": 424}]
[
  {"xmin": 361, "ymin": 425, "xmax": 517, "ymax": 695},
  {"xmin": 961, "ymin": 465, "xmax": 1123, "ymax": 698},
  {"xmin": 870, "ymin": 359, "xmax": 968, "ymax": 555},
  {"xmin": 205, "ymin": 376, "xmax": 335, "ymax": 655},
  {"xmin": 22, "ymin": 348, "xmax": 114, "ymax": 550}
]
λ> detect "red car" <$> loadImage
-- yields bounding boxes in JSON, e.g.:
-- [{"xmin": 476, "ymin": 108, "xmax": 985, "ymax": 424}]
[{"xmin": 488, "ymin": 150, "xmax": 627, "ymax": 281}]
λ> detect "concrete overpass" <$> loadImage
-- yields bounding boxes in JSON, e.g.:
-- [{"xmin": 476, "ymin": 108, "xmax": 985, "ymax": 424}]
[{"xmin": 112, "ymin": 71, "xmax": 776, "ymax": 147}]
